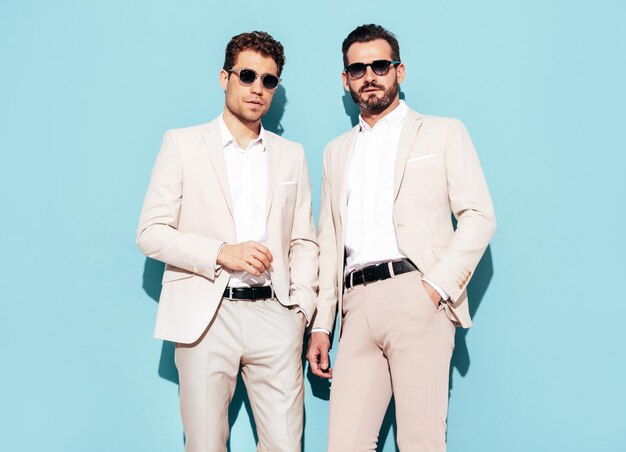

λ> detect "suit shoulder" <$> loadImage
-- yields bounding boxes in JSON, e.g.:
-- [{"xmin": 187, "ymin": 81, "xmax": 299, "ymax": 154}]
[
  {"xmin": 419, "ymin": 114, "xmax": 463, "ymax": 127},
  {"xmin": 323, "ymin": 126, "xmax": 358, "ymax": 158},
  {"xmin": 266, "ymin": 132, "xmax": 306, "ymax": 165},
  {"xmin": 265, "ymin": 130, "xmax": 303, "ymax": 149},
  {"xmin": 417, "ymin": 114, "xmax": 471, "ymax": 137},
  {"xmin": 164, "ymin": 121, "xmax": 212, "ymax": 139}
]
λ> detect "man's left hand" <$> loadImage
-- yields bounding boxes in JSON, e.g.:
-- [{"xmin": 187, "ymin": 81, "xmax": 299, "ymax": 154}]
[{"xmin": 422, "ymin": 281, "xmax": 442, "ymax": 309}]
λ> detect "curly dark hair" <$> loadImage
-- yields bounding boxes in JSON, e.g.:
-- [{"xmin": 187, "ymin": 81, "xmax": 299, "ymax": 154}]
[
  {"xmin": 342, "ymin": 24, "xmax": 401, "ymax": 68},
  {"xmin": 223, "ymin": 31, "xmax": 285, "ymax": 76}
]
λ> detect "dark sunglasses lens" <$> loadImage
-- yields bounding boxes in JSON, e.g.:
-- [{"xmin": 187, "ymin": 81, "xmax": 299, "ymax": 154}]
[
  {"xmin": 371, "ymin": 60, "xmax": 392, "ymax": 75},
  {"xmin": 347, "ymin": 63, "xmax": 366, "ymax": 78},
  {"xmin": 262, "ymin": 75, "xmax": 279, "ymax": 90},
  {"xmin": 238, "ymin": 69, "xmax": 257, "ymax": 85}
]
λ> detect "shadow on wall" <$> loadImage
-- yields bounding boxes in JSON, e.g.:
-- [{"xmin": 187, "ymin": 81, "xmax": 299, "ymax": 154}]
[
  {"xmin": 449, "ymin": 246, "xmax": 494, "ymax": 390},
  {"xmin": 262, "ymin": 84, "xmax": 287, "ymax": 136},
  {"xmin": 141, "ymin": 258, "xmax": 178, "ymax": 384}
]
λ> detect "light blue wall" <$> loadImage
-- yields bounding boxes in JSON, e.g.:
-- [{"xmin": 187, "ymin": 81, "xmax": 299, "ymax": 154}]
[{"xmin": 1, "ymin": 1, "xmax": 624, "ymax": 451}]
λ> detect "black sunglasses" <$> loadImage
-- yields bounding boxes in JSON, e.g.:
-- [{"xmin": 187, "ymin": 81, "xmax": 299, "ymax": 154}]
[
  {"xmin": 344, "ymin": 59, "xmax": 401, "ymax": 79},
  {"xmin": 228, "ymin": 68, "xmax": 281, "ymax": 90}
]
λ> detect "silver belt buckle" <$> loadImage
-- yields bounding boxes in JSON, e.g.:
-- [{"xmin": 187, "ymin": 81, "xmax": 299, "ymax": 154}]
[
  {"xmin": 388, "ymin": 260, "xmax": 396, "ymax": 278},
  {"xmin": 348, "ymin": 268, "xmax": 357, "ymax": 290},
  {"xmin": 356, "ymin": 265, "xmax": 366, "ymax": 287}
]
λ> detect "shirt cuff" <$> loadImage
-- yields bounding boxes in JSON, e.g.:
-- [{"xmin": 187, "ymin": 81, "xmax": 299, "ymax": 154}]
[
  {"xmin": 297, "ymin": 308, "xmax": 310, "ymax": 325},
  {"xmin": 422, "ymin": 277, "xmax": 449, "ymax": 301},
  {"xmin": 310, "ymin": 328, "xmax": 330, "ymax": 335},
  {"xmin": 214, "ymin": 242, "xmax": 226, "ymax": 273}
]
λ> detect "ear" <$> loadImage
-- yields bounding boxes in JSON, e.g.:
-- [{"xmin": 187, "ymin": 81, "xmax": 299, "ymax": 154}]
[
  {"xmin": 220, "ymin": 69, "xmax": 229, "ymax": 91},
  {"xmin": 341, "ymin": 71, "xmax": 350, "ymax": 91},
  {"xmin": 396, "ymin": 63, "xmax": 406, "ymax": 85}
]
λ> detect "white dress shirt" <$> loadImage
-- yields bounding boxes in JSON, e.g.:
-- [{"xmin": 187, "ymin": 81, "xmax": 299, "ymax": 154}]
[
  {"xmin": 344, "ymin": 101, "xmax": 408, "ymax": 274},
  {"xmin": 218, "ymin": 115, "xmax": 270, "ymax": 288},
  {"xmin": 311, "ymin": 101, "xmax": 447, "ymax": 335}
]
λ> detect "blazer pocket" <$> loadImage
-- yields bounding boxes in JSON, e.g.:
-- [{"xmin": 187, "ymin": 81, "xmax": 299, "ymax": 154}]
[
  {"xmin": 406, "ymin": 153, "xmax": 437, "ymax": 169},
  {"xmin": 278, "ymin": 180, "xmax": 298, "ymax": 187}
]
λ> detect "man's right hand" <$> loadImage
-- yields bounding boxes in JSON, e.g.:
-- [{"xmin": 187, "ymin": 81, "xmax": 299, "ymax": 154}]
[
  {"xmin": 307, "ymin": 332, "xmax": 333, "ymax": 379},
  {"xmin": 216, "ymin": 241, "xmax": 273, "ymax": 276}
]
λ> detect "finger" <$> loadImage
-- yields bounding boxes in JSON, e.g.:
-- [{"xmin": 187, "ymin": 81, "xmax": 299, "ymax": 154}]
[
  {"xmin": 244, "ymin": 253, "xmax": 266, "ymax": 273},
  {"xmin": 252, "ymin": 242, "xmax": 273, "ymax": 263},
  {"xmin": 308, "ymin": 358, "xmax": 332, "ymax": 378},
  {"xmin": 251, "ymin": 250, "xmax": 271, "ymax": 270},
  {"xmin": 247, "ymin": 254, "xmax": 267, "ymax": 274},
  {"xmin": 243, "ymin": 261, "xmax": 262, "ymax": 277},
  {"xmin": 307, "ymin": 345, "xmax": 332, "ymax": 378},
  {"xmin": 314, "ymin": 365, "xmax": 333, "ymax": 378},
  {"xmin": 319, "ymin": 349, "xmax": 331, "ymax": 371}
]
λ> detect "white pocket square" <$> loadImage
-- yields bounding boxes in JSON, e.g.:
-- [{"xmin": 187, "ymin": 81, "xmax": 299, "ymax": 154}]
[
  {"xmin": 278, "ymin": 180, "xmax": 297, "ymax": 186},
  {"xmin": 406, "ymin": 154, "xmax": 436, "ymax": 164}
]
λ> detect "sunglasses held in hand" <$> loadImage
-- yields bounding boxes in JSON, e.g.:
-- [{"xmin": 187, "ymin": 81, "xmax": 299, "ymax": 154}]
[
  {"xmin": 228, "ymin": 68, "xmax": 281, "ymax": 90},
  {"xmin": 344, "ymin": 59, "xmax": 401, "ymax": 79}
]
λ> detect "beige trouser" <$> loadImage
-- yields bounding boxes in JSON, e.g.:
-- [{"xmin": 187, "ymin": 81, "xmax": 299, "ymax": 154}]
[
  {"xmin": 328, "ymin": 271, "xmax": 456, "ymax": 452},
  {"xmin": 175, "ymin": 297, "xmax": 306, "ymax": 452}
]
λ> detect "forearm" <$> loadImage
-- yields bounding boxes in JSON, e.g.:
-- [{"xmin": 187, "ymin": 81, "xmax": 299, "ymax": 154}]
[
  {"xmin": 136, "ymin": 130, "xmax": 226, "ymax": 280},
  {"xmin": 288, "ymin": 237, "xmax": 319, "ymax": 321},
  {"xmin": 287, "ymin": 148, "xmax": 319, "ymax": 322},
  {"xmin": 137, "ymin": 224, "xmax": 223, "ymax": 280},
  {"xmin": 424, "ymin": 119, "xmax": 496, "ymax": 300}
]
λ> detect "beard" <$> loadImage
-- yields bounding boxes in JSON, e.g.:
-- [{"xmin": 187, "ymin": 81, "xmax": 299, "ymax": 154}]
[{"xmin": 350, "ymin": 78, "xmax": 399, "ymax": 114}]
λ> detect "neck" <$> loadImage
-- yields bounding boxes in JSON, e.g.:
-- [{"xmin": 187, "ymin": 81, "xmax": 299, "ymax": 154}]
[
  {"xmin": 360, "ymin": 97, "xmax": 401, "ymax": 128},
  {"xmin": 222, "ymin": 108, "xmax": 261, "ymax": 149}
]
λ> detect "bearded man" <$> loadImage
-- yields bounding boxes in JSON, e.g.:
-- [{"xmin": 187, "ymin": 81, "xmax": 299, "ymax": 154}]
[{"xmin": 306, "ymin": 24, "xmax": 496, "ymax": 451}]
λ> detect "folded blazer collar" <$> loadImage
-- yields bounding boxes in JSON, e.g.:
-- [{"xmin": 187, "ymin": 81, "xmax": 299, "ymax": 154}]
[
  {"xmin": 201, "ymin": 117, "xmax": 282, "ymax": 222},
  {"xmin": 394, "ymin": 108, "xmax": 424, "ymax": 200},
  {"xmin": 337, "ymin": 107, "xmax": 424, "ymax": 227}
]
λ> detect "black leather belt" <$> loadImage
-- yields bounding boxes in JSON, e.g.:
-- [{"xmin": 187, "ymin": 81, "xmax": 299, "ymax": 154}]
[
  {"xmin": 223, "ymin": 286, "xmax": 274, "ymax": 300},
  {"xmin": 345, "ymin": 259, "xmax": 418, "ymax": 290}
]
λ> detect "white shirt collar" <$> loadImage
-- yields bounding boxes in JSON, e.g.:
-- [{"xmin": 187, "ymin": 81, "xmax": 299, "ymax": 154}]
[
  {"xmin": 218, "ymin": 114, "xmax": 266, "ymax": 151},
  {"xmin": 358, "ymin": 100, "xmax": 407, "ymax": 133}
]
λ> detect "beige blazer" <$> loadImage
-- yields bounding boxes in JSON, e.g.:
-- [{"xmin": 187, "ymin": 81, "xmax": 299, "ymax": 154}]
[
  {"xmin": 313, "ymin": 108, "xmax": 496, "ymax": 334},
  {"xmin": 137, "ymin": 118, "xmax": 319, "ymax": 344}
]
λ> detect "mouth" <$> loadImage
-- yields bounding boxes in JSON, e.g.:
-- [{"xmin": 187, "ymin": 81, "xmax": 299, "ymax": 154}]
[
  {"xmin": 246, "ymin": 99, "xmax": 264, "ymax": 107},
  {"xmin": 361, "ymin": 85, "xmax": 382, "ymax": 94}
]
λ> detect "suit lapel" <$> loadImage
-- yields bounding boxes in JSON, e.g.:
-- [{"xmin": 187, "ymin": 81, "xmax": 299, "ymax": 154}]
[
  {"xmin": 338, "ymin": 126, "xmax": 360, "ymax": 229},
  {"xmin": 264, "ymin": 133, "xmax": 281, "ymax": 221},
  {"xmin": 393, "ymin": 109, "xmax": 423, "ymax": 201},
  {"xmin": 202, "ymin": 120, "xmax": 234, "ymax": 218}
]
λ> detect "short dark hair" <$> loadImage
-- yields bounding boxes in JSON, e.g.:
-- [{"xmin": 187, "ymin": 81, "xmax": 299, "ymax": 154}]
[
  {"xmin": 223, "ymin": 31, "xmax": 285, "ymax": 76},
  {"xmin": 342, "ymin": 24, "xmax": 401, "ymax": 68}
]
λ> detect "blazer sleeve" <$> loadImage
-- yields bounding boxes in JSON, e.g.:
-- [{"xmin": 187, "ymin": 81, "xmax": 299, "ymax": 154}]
[
  {"xmin": 311, "ymin": 147, "xmax": 339, "ymax": 332},
  {"xmin": 287, "ymin": 146, "xmax": 320, "ymax": 323},
  {"xmin": 423, "ymin": 119, "xmax": 496, "ymax": 302},
  {"xmin": 136, "ymin": 131, "xmax": 224, "ymax": 280}
]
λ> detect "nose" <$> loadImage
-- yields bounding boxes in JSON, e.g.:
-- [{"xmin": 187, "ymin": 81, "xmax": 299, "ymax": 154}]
[
  {"xmin": 364, "ymin": 65, "xmax": 376, "ymax": 83},
  {"xmin": 250, "ymin": 76, "xmax": 263, "ymax": 95}
]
